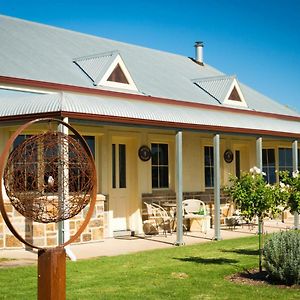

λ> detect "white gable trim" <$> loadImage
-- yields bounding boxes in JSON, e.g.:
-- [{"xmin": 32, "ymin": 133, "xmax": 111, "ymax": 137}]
[
  {"xmin": 98, "ymin": 54, "xmax": 138, "ymax": 91},
  {"xmin": 223, "ymin": 78, "xmax": 247, "ymax": 107}
]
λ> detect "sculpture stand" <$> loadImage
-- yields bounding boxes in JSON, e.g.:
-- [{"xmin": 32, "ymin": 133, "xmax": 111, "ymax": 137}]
[
  {"xmin": 0, "ymin": 118, "xmax": 97, "ymax": 300},
  {"xmin": 38, "ymin": 247, "xmax": 66, "ymax": 300}
]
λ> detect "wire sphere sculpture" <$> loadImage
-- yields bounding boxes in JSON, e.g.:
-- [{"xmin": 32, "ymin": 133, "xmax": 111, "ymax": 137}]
[{"xmin": 3, "ymin": 131, "xmax": 96, "ymax": 223}]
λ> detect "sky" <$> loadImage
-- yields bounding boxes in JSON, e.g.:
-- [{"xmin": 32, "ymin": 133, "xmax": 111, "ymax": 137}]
[{"xmin": 1, "ymin": 0, "xmax": 300, "ymax": 112}]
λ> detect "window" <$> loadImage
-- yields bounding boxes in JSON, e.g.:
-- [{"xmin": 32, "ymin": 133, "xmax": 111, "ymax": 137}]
[
  {"xmin": 279, "ymin": 148, "xmax": 293, "ymax": 174},
  {"xmin": 151, "ymin": 143, "xmax": 169, "ymax": 188},
  {"xmin": 107, "ymin": 64, "xmax": 129, "ymax": 84},
  {"xmin": 71, "ymin": 135, "xmax": 95, "ymax": 158},
  {"xmin": 262, "ymin": 149, "xmax": 276, "ymax": 183},
  {"xmin": 204, "ymin": 146, "xmax": 214, "ymax": 187},
  {"xmin": 68, "ymin": 136, "xmax": 95, "ymax": 192},
  {"xmin": 228, "ymin": 86, "xmax": 242, "ymax": 101}
]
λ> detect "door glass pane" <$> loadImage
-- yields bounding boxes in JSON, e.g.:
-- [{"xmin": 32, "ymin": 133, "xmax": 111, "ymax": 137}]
[
  {"xmin": 112, "ymin": 144, "xmax": 116, "ymax": 188},
  {"xmin": 235, "ymin": 150, "xmax": 240, "ymax": 179},
  {"xmin": 119, "ymin": 144, "xmax": 126, "ymax": 188},
  {"xmin": 204, "ymin": 146, "xmax": 214, "ymax": 187}
]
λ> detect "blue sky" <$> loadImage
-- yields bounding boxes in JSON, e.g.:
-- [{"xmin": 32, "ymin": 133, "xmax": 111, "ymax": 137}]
[{"xmin": 1, "ymin": 0, "xmax": 300, "ymax": 112}]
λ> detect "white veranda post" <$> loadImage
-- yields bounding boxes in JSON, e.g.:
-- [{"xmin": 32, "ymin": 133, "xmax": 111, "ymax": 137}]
[
  {"xmin": 175, "ymin": 131, "xmax": 184, "ymax": 246},
  {"xmin": 213, "ymin": 134, "xmax": 221, "ymax": 240},
  {"xmin": 256, "ymin": 137, "xmax": 263, "ymax": 170},
  {"xmin": 58, "ymin": 117, "xmax": 76, "ymax": 261}
]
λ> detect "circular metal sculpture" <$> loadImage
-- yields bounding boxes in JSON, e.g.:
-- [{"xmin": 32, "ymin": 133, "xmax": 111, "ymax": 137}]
[
  {"xmin": 0, "ymin": 118, "xmax": 97, "ymax": 249},
  {"xmin": 4, "ymin": 131, "xmax": 94, "ymax": 223}
]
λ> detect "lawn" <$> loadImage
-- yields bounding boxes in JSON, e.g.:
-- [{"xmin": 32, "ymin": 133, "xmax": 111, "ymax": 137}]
[{"xmin": 0, "ymin": 236, "xmax": 298, "ymax": 299}]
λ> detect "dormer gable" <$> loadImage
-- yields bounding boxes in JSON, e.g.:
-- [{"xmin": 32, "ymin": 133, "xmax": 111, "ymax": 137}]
[
  {"xmin": 193, "ymin": 75, "xmax": 247, "ymax": 107},
  {"xmin": 73, "ymin": 51, "xmax": 138, "ymax": 91}
]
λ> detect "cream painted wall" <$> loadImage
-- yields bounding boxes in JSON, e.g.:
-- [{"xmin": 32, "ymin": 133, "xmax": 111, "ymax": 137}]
[
  {"xmin": 0, "ymin": 123, "xmax": 298, "ymax": 197},
  {"xmin": 182, "ymin": 133, "xmax": 202, "ymax": 192}
]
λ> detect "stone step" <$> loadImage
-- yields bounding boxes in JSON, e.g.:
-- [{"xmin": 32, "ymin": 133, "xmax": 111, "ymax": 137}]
[{"xmin": 113, "ymin": 230, "xmax": 133, "ymax": 237}]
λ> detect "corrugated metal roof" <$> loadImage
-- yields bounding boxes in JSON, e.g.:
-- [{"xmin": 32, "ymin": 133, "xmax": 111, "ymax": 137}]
[
  {"xmin": 73, "ymin": 51, "xmax": 119, "ymax": 85},
  {"xmin": 0, "ymin": 92, "xmax": 299, "ymax": 136},
  {"xmin": 193, "ymin": 75, "xmax": 235, "ymax": 103},
  {"xmin": 0, "ymin": 15, "xmax": 298, "ymax": 117},
  {"xmin": 0, "ymin": 93, "xmax": 62, "ymax": 116}
]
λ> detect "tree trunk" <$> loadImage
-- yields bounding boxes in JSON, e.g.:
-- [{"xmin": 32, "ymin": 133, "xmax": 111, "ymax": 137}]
[{"xmin": 258, "ymin": 217, "xmax": 264, "ymax": 272}]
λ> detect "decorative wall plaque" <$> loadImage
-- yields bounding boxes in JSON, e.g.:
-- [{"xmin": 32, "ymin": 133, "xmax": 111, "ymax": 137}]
[
  {"xmin": 224, "ymin": 149, "xmax": 234, "ymax": 163},
  {"xmin": 138, "ymin": 145, "xmax": 152, "ymax": 161}
]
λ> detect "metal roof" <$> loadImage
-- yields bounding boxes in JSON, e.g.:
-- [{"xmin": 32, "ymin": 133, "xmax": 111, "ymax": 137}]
[
  {"xmin": 73, "ymin": 51, "xmax": 119, "ymax": 85},
  {"xmin": 194, "ymin": 75, "xmax": 235, "ymax": 103},
  {"xmin": 0, "ymin": 15, "xmax": 298, "ymax": 118},
  {"xmin": 0, "ymin": 92, "xmax": 62, "ymax": 116},
  {"xmin": 0, "ymin": 92, "xmax": 299, "ymax": 136}
]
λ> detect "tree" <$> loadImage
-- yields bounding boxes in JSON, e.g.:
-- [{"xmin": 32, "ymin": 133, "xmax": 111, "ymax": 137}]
[
  {"xmin": 225, "ymin": 166, "xmax": 284, "ymax": 272},
  {"xmin": 278, "ymin": 170, "xmax": 300, "ymax": 215}
]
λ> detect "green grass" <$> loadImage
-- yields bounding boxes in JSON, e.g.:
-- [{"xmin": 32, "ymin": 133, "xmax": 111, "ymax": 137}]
[{"xmin": 0, "ymin": 236, "xmax": 299, "ymax": 299}]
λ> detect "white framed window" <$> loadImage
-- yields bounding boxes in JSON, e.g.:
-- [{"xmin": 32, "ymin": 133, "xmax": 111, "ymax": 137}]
[{"xmin": 151, "ymin": 143, "xmax": 169, "ymax": 189}]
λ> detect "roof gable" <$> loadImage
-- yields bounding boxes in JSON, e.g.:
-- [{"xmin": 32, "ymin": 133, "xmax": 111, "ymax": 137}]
[
  {"xmin": 73, "ymin": 51, "xmax": 138, "ymax": 91},
  {"xmin": 193, "ymin": 75, "xmax": 247, "ymax": 107}
]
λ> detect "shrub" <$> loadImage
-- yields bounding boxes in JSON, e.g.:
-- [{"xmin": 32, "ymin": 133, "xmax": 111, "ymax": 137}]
[{"xmin": 263, "ymin": 230, "xmax": 300, "ymax": 285}]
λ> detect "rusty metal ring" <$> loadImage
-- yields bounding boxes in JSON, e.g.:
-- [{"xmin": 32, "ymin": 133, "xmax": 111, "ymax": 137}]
[{"xmin": 0, "ymin": 118, "xmax": 97, "ymax": 250}]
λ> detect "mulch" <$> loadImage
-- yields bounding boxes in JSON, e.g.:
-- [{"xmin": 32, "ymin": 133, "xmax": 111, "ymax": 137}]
[{"xmin": 227, "ymin": 269, "xmax": 299, "ymax": 289}]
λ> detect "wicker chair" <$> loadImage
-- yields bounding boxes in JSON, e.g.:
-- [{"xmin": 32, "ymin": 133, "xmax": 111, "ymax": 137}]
[
  {"xmin": 182, "ymin": 199, "xmax": 210, "ymax": 233},
  {"xmin": 143, "ymin": 202, "xmax": 172, "ymax": 236}
]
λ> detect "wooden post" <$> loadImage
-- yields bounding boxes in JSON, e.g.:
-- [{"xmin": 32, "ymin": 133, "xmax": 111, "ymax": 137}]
[{"xmin": 38, "ymin": 247, "xmax": 66, "ymax": 300}]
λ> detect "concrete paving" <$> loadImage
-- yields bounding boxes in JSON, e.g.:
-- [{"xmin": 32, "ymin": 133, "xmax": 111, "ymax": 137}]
[{"xmin": 0, "ymin": 219, "xmax": 293, "ymax": 265}]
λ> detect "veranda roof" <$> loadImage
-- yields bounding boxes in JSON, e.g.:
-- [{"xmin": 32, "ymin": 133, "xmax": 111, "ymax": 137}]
[{"xmin": 0, "ymin": 92, "xmax": 299, "ymax": 138}]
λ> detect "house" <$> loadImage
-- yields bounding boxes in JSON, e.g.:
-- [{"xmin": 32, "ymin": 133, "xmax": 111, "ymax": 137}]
[{"xmin": 0, "ymin": 15, "xmax": 299, "ymax": 249}]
